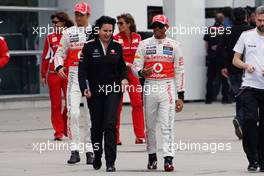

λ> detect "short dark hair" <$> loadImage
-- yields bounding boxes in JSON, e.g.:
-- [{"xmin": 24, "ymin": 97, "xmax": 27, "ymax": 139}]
[
  {"xmin": 233, "ymin": 7, "xmax": 247, "ymax": 22},
  {"xmin": 222, "ymin": 7, "xmax": 233, "ymax": 18},
  {"xmin": 95, "ymin": 16, "xmax": 116, "ymax": 30},
  {"xmin": 91, "ymin": 16, "xmax": 116, "ymax": 39},
  {"xmin": 51, "ymin": 12, "xmax": 74, "ymax": 28},
  {"xmin": 117, "ymin": 13, "xmax": 137, "ymax": 32}
]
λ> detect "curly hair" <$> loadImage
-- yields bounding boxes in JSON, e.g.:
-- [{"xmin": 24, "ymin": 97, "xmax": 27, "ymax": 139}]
[{"xmin": 51, "ymin": 12, "xmax": 74, "ymax": 28}]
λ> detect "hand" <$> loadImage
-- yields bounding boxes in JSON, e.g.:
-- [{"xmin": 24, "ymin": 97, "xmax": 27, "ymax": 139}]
[
  {"xmin": 84, "ymin": 89, "xmax": 92, "ymax": 98},
  {"xmin": 121, "ymin": 79, "xmax": 129, "ymax": 93},
  {"xmin": 176, "ymin": 99, "xmax": 184, "ymax": 113},
  {"xmin": 141, "ymin": 67, "xmax": 153, "ymax": 77},
  {"xmin": 126, "ymin": 62, "xmax": 133, "ymax": 69},
  {"xmin": 221, "ymin": 68, "xmax": 229, "ymax": 78},
  {"xmin": 57, "ymin": 67, "xmax": 67, "ymax": 79},
  {"xmin": 210, "ymin": 45, "xmax": 217, "ymax": 51},
  {"xmin": 41, "ymin": 77, "xmax": 46, "ymax": 87},
  {"xmin": 246, "ymin": 64, "xmax": 255, "ymax": 73}
]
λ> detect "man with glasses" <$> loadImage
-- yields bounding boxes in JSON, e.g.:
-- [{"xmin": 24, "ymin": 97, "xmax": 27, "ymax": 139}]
[
  {"xmin": 132, "ymin": 14, "xmax": 185, "ymax": 172},
  {"xmin": 54, "ymin": 2, "xmax": 94, "ymax": 165}
]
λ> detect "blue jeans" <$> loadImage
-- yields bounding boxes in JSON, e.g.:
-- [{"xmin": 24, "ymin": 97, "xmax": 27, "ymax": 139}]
[{"xmin": 229, "ymin": 74, "xmax": 244, "ymax": 127}]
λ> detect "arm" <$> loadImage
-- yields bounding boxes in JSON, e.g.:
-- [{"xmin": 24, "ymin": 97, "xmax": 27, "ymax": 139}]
[
  {"xmin": 0, "ymin": 37, "xmax": 10, "ymax": 69},
  {"xmin": 174, "ymin": 42, "xmax": 185, "ymax": 100},
  {"xmin": 132, "ymin": 41, "xmax": 145, "ymax": 77},
  {"xmin": 233, "ymin": 52, "xmax": 253, "ymax": 71},
  {"xmin": 174, "ymin": 42, "xmax": 185, "ymax": 112},
  {"xmin": 54, "ymin": 32, "xmax": 69, "ymax": 71},
  {"xmin": 41, "ymin": 37, "xmax": 50, "ymax": 79},
  {"xmin": 118, "ymin": 45, "xmax": 128, "ymax": 81},
  {"xmin": 78, "ymin": 44, "xmax": 90, "ymax": 96},
  {"xmin": 232, "ymin": 33, "xmax": 253, "ymax": 72},
  {"xmin": 54, "ymin": 32, "xmax": 69, "ymax": 79}
]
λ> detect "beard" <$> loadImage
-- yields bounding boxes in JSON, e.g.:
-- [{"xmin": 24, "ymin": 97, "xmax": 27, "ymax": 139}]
[{"xmin": 257, "ymin": 25, "xmax": 264, "ymax": 33}]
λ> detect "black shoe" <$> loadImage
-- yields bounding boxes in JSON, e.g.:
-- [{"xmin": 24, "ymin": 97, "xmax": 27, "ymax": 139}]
[
  {"xmin": 147, "ymin": 153, "xmax": 157, "ymax": 170},
  {"xmin": 164, "ymin": 156, "xmax": 174, "ymax": 172},
  {"xmin": 106, "ymin": 165, "xmax": 116, "ymax": 172},
  {"xmin": 54, "ymin": 137, "xmax": 62, "ymax": 141},
  {"xmin": 232, "ymin": 119, "xmax": 243, "ymax": 140},
  {"xmin": 86, "ymin": 152, "xmax": 94, "ymax": 165},
  {"xmin": 205, "ymin": 99, "xmax": 212, "ymax": 104},
  {"xmin": 248, "ymin": 162, "xmax": 259, "ymax": 172},
  {"xmin": 93, "ymin": 157, "xmax": 102, "ymax": 170},
  {"xmin": 221, "ymin": 99, "xmax": 232, "ymax": 104},
  {"xmin": 67, "ymin": 151, "xmax": 80, "ymax": 164}
]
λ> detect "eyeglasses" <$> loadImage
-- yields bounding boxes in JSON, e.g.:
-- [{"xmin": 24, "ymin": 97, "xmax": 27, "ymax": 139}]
[
  {"xmin": 117, "ymin": 21, "xmax": 124, "ymax": 26},
  {"xmin": 152, "ymin": 22, "xmax": 165, "ymax": 29},
  {"xmin": 52, "ymin": 20, "xmax": 60, "ymax": 24}
]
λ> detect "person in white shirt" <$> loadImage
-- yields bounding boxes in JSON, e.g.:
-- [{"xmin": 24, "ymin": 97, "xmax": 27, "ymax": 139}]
[{"xmin": 233, "ymin": 5, "xmax": 264, "ymax": 172}]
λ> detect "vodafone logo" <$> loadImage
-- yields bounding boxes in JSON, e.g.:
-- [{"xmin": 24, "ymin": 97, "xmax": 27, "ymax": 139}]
[{"xmin": 153, "ymin": 63, "xmax": 163, "ymax": 73}]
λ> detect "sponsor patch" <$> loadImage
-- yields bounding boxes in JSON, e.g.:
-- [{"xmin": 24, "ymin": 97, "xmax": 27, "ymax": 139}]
[
  {"xmin": 69, "ymin": 35, "xmax": 79, "ymax": 42},
  {"xmin": 163, "ymin": 46, "xmax": 173, "ymax": 55},
  {"xmin": 146, "ymin": 49, "xmax": 156, "ymax": 55}
]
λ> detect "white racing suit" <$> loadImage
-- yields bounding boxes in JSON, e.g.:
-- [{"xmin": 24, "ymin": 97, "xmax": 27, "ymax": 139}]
[
  {"xmin": 132, "ymin": 36, "xmax": 185, "ymax": 157},
  {"xmin": 54, "ymin": 26, "xmax": 93, "ymax": 152}
]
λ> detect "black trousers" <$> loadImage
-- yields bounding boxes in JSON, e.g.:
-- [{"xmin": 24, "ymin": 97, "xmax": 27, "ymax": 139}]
[
  {"xmin": 206, "ymin": 61, "xmax": 230, "ymax": 101},
  {"xmin": 87, "ymin": 93, "xmax": 121, "ymax": 166},
  {"xmin": 240, "ymin": 89, "xmax": 264, "ymax": 164}
]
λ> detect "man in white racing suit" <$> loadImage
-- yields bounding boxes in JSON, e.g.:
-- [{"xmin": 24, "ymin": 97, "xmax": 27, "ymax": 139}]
[
  {"xmin": 132, "ymin": 14, "xmax": 185, "ymax": 172},
  {"xmin": 54, "ymin": 2, "xmax": 94, "ymax": 164}
]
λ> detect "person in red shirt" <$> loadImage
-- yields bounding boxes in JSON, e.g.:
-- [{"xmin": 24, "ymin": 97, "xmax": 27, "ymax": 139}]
[
  {"xmin": 0, "ymin": 36, "xmax": 10, "ymax": 69},
  {"xmin": 114, "ymin": 13, "xmax": 145, "ymax": 145},
  {"xmin": 41, "ymin": 12, "xmax": 73, "ymax": 140}
]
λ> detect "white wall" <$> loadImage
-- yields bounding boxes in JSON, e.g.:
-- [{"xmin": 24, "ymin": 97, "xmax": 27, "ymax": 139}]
[{"xmin": 164, "ymin": 0, "xmax": 206, "ymax": 100}]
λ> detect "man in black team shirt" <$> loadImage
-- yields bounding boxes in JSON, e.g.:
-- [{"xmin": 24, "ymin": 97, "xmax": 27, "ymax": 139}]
[{"xmin": 204, "ymin": 12, "xmax": 231, "ymax": 104}]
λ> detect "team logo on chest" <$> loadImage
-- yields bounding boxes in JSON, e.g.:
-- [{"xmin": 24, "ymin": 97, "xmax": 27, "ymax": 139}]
[
  {"xmin": 153, "ymin": 63, "xmax": 163, "ymax": 73},
  {"xmin": 51, "ymin": 37, "xmax": 57, "ymax": 42},
  {"xmin": 92, "ymin": 49, "xmax": 101, "ymax": 58},
  {"xmin": 110, "ymin": 49, "xmax": 116, "ymax": 55}
]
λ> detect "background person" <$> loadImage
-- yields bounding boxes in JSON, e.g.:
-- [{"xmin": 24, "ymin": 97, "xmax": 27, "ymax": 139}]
[
  {"xmin": 114, "ymin": 13, "xmax": 145, "ymax": 145},
  {"xmin": 204, "ymin": 12, "xmax": 231, "ymax": 104},
  {"xmin": 0, "ymin": 36, "xmax": 9, "ymax": 69},
  {"xmin": 54, "ymin": 2, "xmax": 94, "ymax": 165},
  {"xmin": 233, "ymin": 5, "xmax": 264, "ymax": 172},
  {"xmin": 41, "ymin": 12, "xmax": 74, "ymax": 141},
  {"xmin": 78, "ymin": 16, "xmax": 128, "ymax": 172}
]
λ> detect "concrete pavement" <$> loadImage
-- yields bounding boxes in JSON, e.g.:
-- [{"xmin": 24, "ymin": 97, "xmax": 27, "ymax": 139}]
[{"xmin": 0, "ymin": 102, "xmax": 253, "ymax": 176}]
